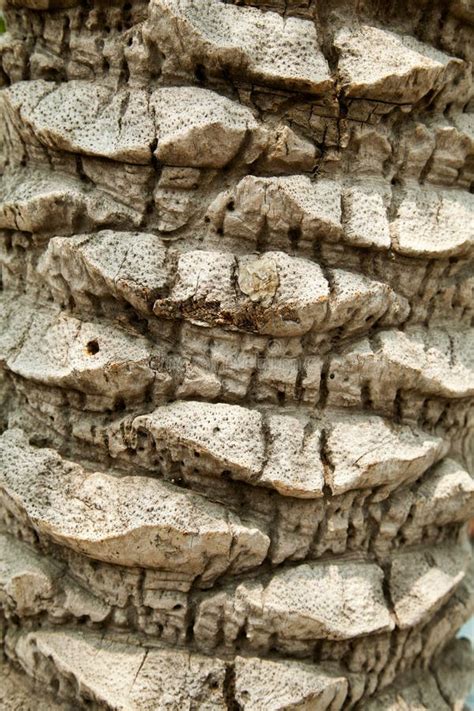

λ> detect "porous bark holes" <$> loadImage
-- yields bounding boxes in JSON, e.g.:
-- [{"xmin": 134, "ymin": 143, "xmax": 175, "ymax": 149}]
[{"xmin": 85, "ymin": 339, "xmax": 100, "ymax": 356}]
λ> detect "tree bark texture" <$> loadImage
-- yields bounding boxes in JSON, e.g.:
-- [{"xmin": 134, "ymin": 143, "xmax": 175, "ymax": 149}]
[{"xmin": 0, "ymin": 0, "xmax": 473, "ymax": 708}]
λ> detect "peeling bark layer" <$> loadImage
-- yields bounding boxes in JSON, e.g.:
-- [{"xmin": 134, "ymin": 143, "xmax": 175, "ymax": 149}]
[{"xmin": 0, "ymin": 0, "xmax": 473, "ymax": 708}]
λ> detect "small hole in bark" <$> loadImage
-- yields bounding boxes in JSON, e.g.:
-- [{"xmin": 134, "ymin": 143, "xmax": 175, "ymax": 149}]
[
  {"xmin": 216, "ymin": 227, "xmax": 224, "ymax": 235},
  {"xmin": 329, "ymin": 373, "xmax": 335, "ymax": 379},
  {"xmin": 288, "ymin": 225, "xmax": 301, "ymax": 249},
  {"xmin": 226, "ymin": 200, "xmax": 235, "ymax": 211},
  {"xmin": 194, "ymin": 64, "xmax": 206, "ymax": 82},
  {"xmin": 86, "ymin": 339, "xmax": 100, "ymax": 355},
  {"xmin": 114, "ymin": 396, "xmax": 126, "ymax": 411}
]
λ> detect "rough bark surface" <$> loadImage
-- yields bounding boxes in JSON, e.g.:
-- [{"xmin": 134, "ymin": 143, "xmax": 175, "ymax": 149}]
[{"xmin": 0, "ymin": 0, "xmax": 473, "ymax": 708}]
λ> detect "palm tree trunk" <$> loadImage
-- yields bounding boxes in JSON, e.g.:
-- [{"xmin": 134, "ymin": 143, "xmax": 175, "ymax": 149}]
[{"xmin": 0, "ymin": 0, "xmax": 473, "ymax": 708}]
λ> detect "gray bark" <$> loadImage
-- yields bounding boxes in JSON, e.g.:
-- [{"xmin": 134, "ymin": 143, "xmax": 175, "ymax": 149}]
[{"xmin": 0, "ymin": 0, "xmax": 473, "ymax": 708}]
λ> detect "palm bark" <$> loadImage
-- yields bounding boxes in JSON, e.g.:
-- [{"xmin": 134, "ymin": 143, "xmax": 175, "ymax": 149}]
[{"xmin": 0, "ymin": 0, "xmax": 473, "ymax": 708}]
